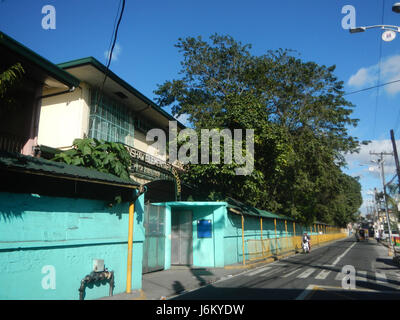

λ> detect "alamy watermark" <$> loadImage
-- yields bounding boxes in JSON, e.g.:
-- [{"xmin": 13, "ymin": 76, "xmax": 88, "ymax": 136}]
[
  {"xmin": 341, "ymin": 265, "xmax": 356, "ymax": 290},
  {"xmin": 147, "ymin": 121, "xmax": 254, "ymax": 176},
  {"xmin": 41, "ymin": 265, "xmax": 56, "ymax": 290},
  {"xmin": 41, "ymin": 5, "xmax": 56, "ymax": 30},
  {"xmin": 341, "ymin": 5, "xmax": 356, "ymax": 30}
]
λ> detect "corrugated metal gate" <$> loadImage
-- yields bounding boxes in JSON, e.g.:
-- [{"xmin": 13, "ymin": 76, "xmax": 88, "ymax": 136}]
[
  {"xmin": 171, "ymin": 210, "xmax": 193, "ymax": 265},
  {"xmin": 142, "ymin": 204, "xmax": 166, "ymax": 274}
]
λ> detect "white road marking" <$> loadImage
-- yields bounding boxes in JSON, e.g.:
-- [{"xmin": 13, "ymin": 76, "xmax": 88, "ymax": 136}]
[
  {"xmin": 356, "ymin": 270, "xmax": 367, "ymax": 283},
  {"xmin": 297, "ymin": 268, "xmax": 315, "ymax": 279},
  {"xmin": 281, "ymin": 268, "xmax": 302, "ymax": 278},
  {"xmin": 315, "ymin": 269, "xmax": 331, "ymax": 280},
  {"xmin": 245, "ymin": 266, "xmax": 272, "ymax": 277},
  {"xmin": 295, "ymin": 284, "xmax": 316, "ymax": 300},
  {"xmin": 331, "ymin": 241, "xmax": 357, "ymax": 266},
  {"xmin": 375, "ymin": 271, "xmax": 387, "ymax": 284},
  {"xmin": 335, "ymin": 272, "xmax": 344, "ymax": 281},
  {"xmin": 259, "ymin": 268, "xmax": 282, "ymax": 277}
]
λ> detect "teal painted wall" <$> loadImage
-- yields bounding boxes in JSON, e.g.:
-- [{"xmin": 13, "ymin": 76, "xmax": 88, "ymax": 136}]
[
  {"xmin": 0, "ymin": 191, "xmax": 144, "ymax": 300},
  {"xmin": 191, "ymin": 204, "xmax": 226, "ymax": 268},
  {"xmin": 154, "ymin": 202, "xmax": 324, "ymax": 269},
  {"xmin": 154, "ymin": 202, "xmax": 226, "ymax": 269}
]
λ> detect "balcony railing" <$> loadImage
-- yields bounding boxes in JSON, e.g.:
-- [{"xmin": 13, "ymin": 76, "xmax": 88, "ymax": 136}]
[
  {"xmin": 0, "ymin": 133, "xmax": 25, "ymax": 154},
  {"xmin": 125, "ymin": 145, "xmax": 184, "ymax": 173}
]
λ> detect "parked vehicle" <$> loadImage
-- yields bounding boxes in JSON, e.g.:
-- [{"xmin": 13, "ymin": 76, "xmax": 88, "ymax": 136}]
[{"xmin": 356, "ymin": 228, "xmax": 369, "ymax": 241}]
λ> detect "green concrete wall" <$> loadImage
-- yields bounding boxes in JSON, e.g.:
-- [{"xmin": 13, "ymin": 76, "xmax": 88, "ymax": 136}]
[{"xmin": 0, "ymin": 191, "xmax": 144, "ymax": 300}]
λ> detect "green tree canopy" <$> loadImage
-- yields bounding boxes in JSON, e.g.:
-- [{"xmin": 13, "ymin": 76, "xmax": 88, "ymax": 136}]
[{"xmin": 155, "ymin": 34, "xmax": 362, "ymax": 225}]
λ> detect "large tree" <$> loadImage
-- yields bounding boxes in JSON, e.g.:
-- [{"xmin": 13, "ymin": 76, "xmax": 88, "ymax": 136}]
[{"xmin": 155, "ymin": 34, "xmax": 362, "ymax": 225}]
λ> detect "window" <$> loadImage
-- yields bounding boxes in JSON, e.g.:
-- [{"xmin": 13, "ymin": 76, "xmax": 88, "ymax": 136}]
[{"xmin": 88, "ymin": 89, "xmax": 135, "ymax": 147}]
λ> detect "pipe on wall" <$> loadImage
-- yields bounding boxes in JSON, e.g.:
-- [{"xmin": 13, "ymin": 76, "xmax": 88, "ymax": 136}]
[{"xmin": 78, "ymin": 270, "xmax": 114, "ymax": 300}]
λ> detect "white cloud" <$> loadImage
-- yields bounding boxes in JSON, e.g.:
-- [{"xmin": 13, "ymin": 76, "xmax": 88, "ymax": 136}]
[
  {"xmin": 347, "ymin": 54, "xmax": 400, "ymax": 95},
  {"xmin": 344, "ymin": 139, "xmax": 399, "ymax": 177},
  {"xmin": 344, "ymin": 140, "xmax": 400, "ymax": 216},
  {"xmin": 104, "ymin": 43, "xmax": 122, "ymax": 62}
]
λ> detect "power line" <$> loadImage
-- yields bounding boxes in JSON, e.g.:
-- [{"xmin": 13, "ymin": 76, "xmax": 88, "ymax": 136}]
[
  {"xmin": 95, "ymin": 0, "xmax": 126, "ymax": 109},
  {"xmin": 373, "ymin": 0, "xmax": 386, "ymax": 137},
  {"xmin": 343, "ymin": 78, "xmax": 400, "ymax": 96}
]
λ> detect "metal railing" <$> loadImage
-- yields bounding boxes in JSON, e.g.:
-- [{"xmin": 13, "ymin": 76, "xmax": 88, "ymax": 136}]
[
  {"xmin": 246, "ymin": 232, "xmax": 348, "ymax": 262},
  {"xmin": 125, "ymin": 145, "xmax": 184, "ymax": 172}
]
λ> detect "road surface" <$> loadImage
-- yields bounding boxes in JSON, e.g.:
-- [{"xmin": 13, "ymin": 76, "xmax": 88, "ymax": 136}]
[{"xmin": 172, "ymin": 237, "xmax": 400, "ymax": 300}]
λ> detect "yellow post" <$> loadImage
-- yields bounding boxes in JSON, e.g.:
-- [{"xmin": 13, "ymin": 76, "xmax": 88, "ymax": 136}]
[
  {"xmin": 260, "ymin": 217, "xmax": 265, "ymax": 257},
  {"xmin": 274, "ymin": 218, "xmax": 278, "ymax": 255},
  {"xmin": 285, "ymin": 220, "xmax": 289, "ymax": 252},
  {"xmin": 293, "ymin": 222, "xmax": 296, "ymax": 251},
  {"xmin": 242, "ymin": 215, "xmax": 246, "ymax": 265},
  {"xmin": 126, "ymin": 201, "xmax": 135, "ymax": 293}
]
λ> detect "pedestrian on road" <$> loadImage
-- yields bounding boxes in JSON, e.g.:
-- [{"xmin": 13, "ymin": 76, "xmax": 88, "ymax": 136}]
[
  {"xmin": 302, "ymin": 232, "xmax": 311, "ymax": 252},
  {"xmin": 375, "ymin": 229, "xmax": 380, "ymax": 242}
]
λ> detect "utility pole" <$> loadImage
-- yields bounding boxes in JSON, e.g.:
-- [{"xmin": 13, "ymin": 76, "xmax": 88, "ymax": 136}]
[
  {"xmin": 390, "ymin": 129, "xmax": 400, "ymax": 194},
  {"xmin": 370, "ymin": 151, "xmax": 396, "ymax": 256}
]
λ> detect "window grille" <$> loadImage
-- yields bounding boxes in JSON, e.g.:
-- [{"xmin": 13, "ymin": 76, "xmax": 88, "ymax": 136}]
[{"xmin": 88, "ymin": 90, "xmax": 135, "ymax": 147}]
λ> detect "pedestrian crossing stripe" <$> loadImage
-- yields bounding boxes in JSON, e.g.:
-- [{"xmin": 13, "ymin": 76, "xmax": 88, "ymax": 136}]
[
  {"xmin": 356, "ymin": 271, "xmax": 367, "ymax": 282},
  {"xmin": 281, "ymin": 268, "xmax": 302, "ymax": 278},
  {"xmin": 245, "ymin": 266, "xmax": 271, "ymax": 277},
  {"xmin": 297, "ymin": 268, "xmax": 316, "ymax": 279},
  {"xmin": 375, "ymin": 271, "xmax": 387, "ymax": 283},
  {"xmin": 246, "ymin": 266, "xmax": 392, "ymax": 286},
  {"xmin": 315, "ymin": 269, "xmax": 331, "ymax": 280},
  {"xmin": 335, "ymin": 272, "xmax": 344, "ymax": 281}
]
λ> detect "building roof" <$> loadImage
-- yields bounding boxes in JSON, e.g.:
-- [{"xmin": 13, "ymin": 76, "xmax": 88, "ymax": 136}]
[
  {"xmin": 0, "ymin": 151, "xmax": 139, "ymax": 189},
  {"xmin": 57, "ymin": 56, "xmax": 186, "ymax": 129},
  {"xmin": 226, "ymin": 197, "xmax": 295, "ymax": 221},
  {"xmin": 0, "ymin": 31, "xmax": 80, "ymax": 89}
]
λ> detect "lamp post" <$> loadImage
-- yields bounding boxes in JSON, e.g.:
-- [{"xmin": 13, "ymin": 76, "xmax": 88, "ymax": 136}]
[{"xmin": 349, "ymin": 3, "xmax": 400, "ymax": 42}]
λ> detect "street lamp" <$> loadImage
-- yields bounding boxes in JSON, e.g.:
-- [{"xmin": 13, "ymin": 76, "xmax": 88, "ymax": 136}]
[
  {"xmin": 393, "ymin": 2, "xmax": 400, "ymax": 13},
  {"xmin": 349, "ymin": 3, "xmax": 400, "ymax": 41},
  {"xmin": 349, "ymin": 25, "xmax": 400, "ymax": 41}
]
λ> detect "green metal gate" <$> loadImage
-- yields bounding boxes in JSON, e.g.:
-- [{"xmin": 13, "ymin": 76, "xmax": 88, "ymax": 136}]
[{"xmin": 142, "ymin": 204, "xmax": 166, "ymax": 274}]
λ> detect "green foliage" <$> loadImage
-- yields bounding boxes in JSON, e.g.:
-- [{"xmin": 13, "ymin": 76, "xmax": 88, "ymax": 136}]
[
  {"xmin": 156, "ymin": 34, "xmax": 363, "ymax": 226},
  {"xmin": 0, "ymin": 62, "xmax": 25, "ymax": 111},
  {"xmin": 52, "ymin": 138, "xmax": 132, "ymax": 181}
]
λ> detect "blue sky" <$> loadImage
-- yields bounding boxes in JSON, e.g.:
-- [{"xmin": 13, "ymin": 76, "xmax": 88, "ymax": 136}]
[{"xmin": 1, "ymin": 0, "xmax": 400, "ymax": 215}]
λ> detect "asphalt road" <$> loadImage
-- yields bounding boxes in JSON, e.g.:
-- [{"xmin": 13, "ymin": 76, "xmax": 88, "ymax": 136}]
[{"xmin": 172, "ymin": 237, "xmax": 400, "ymax": 300}]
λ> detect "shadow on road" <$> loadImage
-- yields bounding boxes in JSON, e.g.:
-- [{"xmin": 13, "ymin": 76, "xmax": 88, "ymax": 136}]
[{"xmin": 172, "ymin": 284, "xmax": 400, "ymax": 300}]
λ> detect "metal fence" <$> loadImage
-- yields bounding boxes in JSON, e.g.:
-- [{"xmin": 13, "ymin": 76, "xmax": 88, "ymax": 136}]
[{"xmin": 246, "ymin": 232, "xmax": 348, "ymax": 263}]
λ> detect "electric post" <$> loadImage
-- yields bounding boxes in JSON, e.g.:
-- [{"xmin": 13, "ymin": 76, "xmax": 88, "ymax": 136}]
[
  {"xmin": 390, "ymin": 129, "xmax": 400, "ymax": 193},
  {"xmin": 370, "ymin": 151, "xmax": 396, "ymax": 256}
]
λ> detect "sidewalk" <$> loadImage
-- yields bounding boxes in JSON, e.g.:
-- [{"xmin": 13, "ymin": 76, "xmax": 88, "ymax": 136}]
[{"xmin": 98, "ymin": 265, "xmax": 250, "ymax": 300}]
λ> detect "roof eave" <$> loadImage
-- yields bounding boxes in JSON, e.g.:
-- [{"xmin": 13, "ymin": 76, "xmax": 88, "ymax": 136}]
[
  {"xmin": 57, "ymin": 56, "xmax": 186, "ymax": 129},
  {"xmin": 0, "ymin": 31, "xmax": 80, "ymax": 89}
]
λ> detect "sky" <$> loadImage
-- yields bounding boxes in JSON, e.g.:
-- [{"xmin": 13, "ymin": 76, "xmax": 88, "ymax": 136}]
[{"xmin": 1, "ymin": 0, "xmax": 400, "ymax": 215}]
